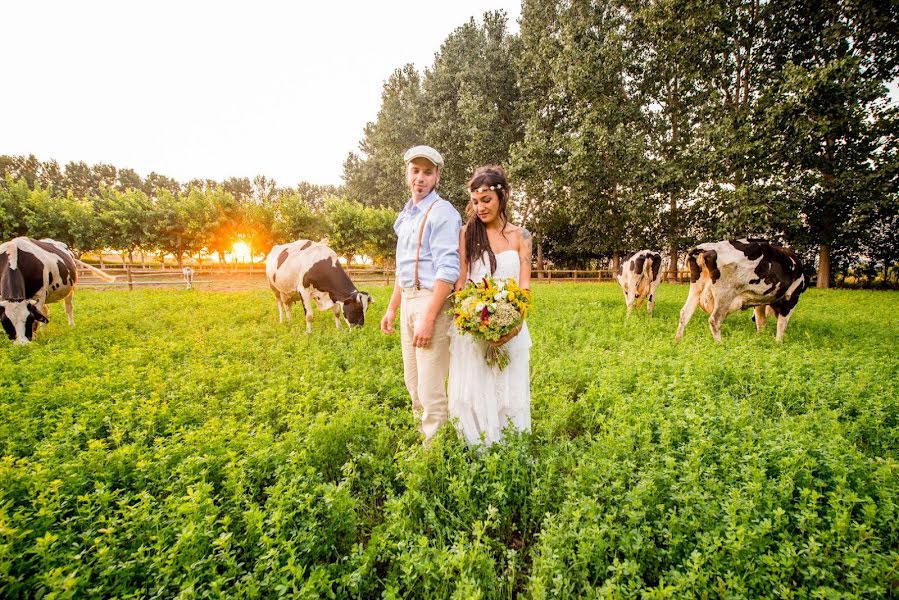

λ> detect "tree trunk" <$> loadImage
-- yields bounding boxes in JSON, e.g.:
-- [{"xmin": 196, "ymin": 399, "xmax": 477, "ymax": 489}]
[
  {"xmin": 669, "ymin": 246, "xmax": 679, "ymax": 281},
  {"xmin": 121, "ymin": 253, "xmax": 127, "ymax": 268},
  {"xmin": 817, "ymin": 244, "xmax": 831, "ymax": 289},
  {"xmin": 536, "ymin": 238, "xmax": 544, "ymax": 273},
  {"xmin": 99, "ymin": 255, "xmax": 105, "ymax": 269},
  {"xmin": 176, "ymin": 253, "xmax": 184, "ymax": 270},
  {"xmin": 128, "ymin": 250, "xmax": 135, "ymax": 266},
  {"xmin": 668, "ymin": 194, "xmax": 679, "ymax": 280},
  {"xmin": 140, "ymin": 250, "xmax": 146, "ymax": 269},
  {"xmin": 612, "ymin": 251, "xmax": 620, "ymax": 274}
]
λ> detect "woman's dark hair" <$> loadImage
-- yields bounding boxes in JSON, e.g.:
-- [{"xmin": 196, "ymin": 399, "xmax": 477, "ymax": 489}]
[{"xmin": 464, "ymin": 165, "xmax": 509, "ymax": 276}]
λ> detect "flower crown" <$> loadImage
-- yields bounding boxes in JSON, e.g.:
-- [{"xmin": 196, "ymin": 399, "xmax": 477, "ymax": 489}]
[{"xmin": 471, "ymin": 183, "xmax": 504, "ymax": 193}]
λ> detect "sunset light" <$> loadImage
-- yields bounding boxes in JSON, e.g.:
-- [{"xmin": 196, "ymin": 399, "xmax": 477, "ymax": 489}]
[{"xmin": 231, "ymin": 241, "xmax": 252, "ymax": 263}]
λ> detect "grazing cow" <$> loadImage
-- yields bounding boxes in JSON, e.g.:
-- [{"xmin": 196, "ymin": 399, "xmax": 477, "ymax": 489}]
[
  {"xmin": 0, "ymin": 237, "xmax": 115, "ymax": 344},
  {"xmin": 265, "ymin": 240, "xmax": 373, "ymax": 333},
  {"xmin": 182, "ymin": 267, "xmax": 194, "ymax": 289},
  {"xmin": 616, "ymin": 250, "xmax": 662, "ymax": 316},
  {"xmin": 674, "ymin": 238, "xmax": 806, "ymax": 343}
]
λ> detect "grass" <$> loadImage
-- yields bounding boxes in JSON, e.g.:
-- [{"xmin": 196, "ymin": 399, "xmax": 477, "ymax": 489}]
[{"xmin": 0, "ymin": 283, "xmax": 897, "ymax": 598}]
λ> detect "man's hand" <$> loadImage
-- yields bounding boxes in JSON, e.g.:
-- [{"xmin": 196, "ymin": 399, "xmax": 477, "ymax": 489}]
[
  {"xmin": 380, "ymin": 309, "xmax": 397, "ymax": 334},
  {"xmin": 413, "ymin": 315, "xmax": 436, "ymax": 348}
]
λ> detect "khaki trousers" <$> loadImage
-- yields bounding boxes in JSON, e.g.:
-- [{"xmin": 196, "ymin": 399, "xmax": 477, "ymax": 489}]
[{"xmin": 400, "ymin": 288, "xmax": 452, "ymax": 442}]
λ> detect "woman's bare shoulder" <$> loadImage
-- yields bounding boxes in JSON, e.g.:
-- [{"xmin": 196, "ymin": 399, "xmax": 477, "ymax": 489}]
[{"xmin": 505, "ymin": 223, "xmax": 532, "ymax": 241}]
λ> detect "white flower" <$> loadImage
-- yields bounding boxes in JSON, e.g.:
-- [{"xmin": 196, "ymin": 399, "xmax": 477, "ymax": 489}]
[
  {"xmin": 475, "ymin": 302, "xmax": 485, "ymax": 312},
  {"xmin": 495, "ymin": 280, "xmax": 506, "ymax": 291},
  {"xmin": 494, "ymin": 292, "xmax": 503, "ymax": 301},
  {"xmin": 489, "ymin": 303, "xmax": 497, "ymax": 312}
]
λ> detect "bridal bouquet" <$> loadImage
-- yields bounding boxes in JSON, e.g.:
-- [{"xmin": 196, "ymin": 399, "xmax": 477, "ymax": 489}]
[{"xmin": 452, "ymin": 276, "xmax": 531, "ymax": 370}]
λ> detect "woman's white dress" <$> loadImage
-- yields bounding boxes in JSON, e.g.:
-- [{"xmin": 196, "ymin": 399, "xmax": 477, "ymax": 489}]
[{"xmin": 448, "ymin": 250, "xmax": 531, "ymax": 447}]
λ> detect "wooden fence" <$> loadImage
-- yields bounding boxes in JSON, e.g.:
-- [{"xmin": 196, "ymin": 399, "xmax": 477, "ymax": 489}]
[{"xmin": 76, "ymin": 264, "xmax": 692, "ymax": 289}]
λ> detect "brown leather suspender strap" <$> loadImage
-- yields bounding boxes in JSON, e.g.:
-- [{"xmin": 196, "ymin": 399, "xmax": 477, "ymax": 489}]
[{"xmin": 413, "ymin": 201, "xmax": 438, "ymax": 290}]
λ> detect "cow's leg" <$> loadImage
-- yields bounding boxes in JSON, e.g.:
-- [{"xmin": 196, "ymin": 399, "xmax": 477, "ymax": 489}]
[
  {"xmin": 707, "ymin": 292, "xmax": 734, "ymax": 343},
  {"xmin": 272, "ymin": 290, "xmax": 285, "ymax": 322},
  {"xmin": 647, "ymin": 282, "xmax": 659, "ymax": 317},
  {"xmin": 333, "ymin": 304, "xmax": 343, "ymax": 328},
  {"xmin": 674, "ymin": 284, "xmax": 702, "ymax": 342},
  {"xmin": 283, "ymin": 297, "xmax": 294, "ymax": 322},
  {"xmin": 63, "ymin": 292, "xmax": 75, "ymax": 326},
  {"xmin": 753, "ymin": 306, "xmax": 767, "ymax": 332},
  {"xmin": 299, "ymin": 290, "xmax": 314, "ymax": 333},
  {"xmin": 775, "ymin": 308, "xmax": 792, "ymax": 343}
]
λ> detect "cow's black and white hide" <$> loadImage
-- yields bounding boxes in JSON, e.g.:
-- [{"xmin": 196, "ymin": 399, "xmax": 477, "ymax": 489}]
[
  {"xmin": 265, "ymin": 240, "xmax": 373, "ymax": 333},
  {"xmin": 616, "ymin": 250, "xmax": 662, "ymax": 316},
  {"xmin": 674, "ymin": 238, "xmax": 806, "ymax": 343},
  {"xmin": 0, "ymin": 237, "xmax": 115, "ymax": 344}
]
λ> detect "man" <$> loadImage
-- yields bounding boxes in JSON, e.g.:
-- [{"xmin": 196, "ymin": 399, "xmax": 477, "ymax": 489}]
[{"xmin": 380, "ymin": 145, "xmax": 462, "ymax": 443}]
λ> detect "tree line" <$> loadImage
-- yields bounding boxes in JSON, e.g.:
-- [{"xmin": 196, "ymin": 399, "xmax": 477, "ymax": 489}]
[
  {"xmin": 0, "ymin": 157, "xmax": 396, "ymax": 268},
  {"xmin": 343, "ymin": 0, "xmax": 898, "ymax": 287}
]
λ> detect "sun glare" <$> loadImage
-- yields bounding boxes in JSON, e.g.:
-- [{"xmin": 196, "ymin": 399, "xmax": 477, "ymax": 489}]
[{"xmin": 232, "ymin": 241, "xmax": 252, "ymax": 263}]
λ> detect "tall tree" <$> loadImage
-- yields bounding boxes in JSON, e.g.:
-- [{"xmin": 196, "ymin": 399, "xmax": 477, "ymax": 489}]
[
  {"xmin": 760, "ymin": 0, "xmax": 898, "ymax": 287},
  {"xmin": 344, "ymin": 64, "xmax": 427, "ymax": 209},
  {"xmin": 420, "ymin": 11, "xmax": 524, "ymax": 210}
]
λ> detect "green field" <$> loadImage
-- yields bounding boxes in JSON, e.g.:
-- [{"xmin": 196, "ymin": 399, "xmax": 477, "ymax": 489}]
[{"xmin": 1, "ymin": 284, "xmax": 897, "ymax": 598}]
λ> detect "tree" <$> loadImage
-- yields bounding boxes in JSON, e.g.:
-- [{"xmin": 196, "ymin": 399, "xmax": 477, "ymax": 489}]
[
  {"xmin": 0, "ymin": 176, "xmax": 31, "ymax": 240},
  {"xmin": 63, "ymin": 161, "xmax": 100, "ymax": 198},
  {"xmin": 759, "ymin": 0, "xmax": 899, "ymax": 287},
  {"xmin": 363, "ymin": 206, "xmax": 399, "ymax": 267},
  {"xmin": 420, "ymin": 11, "xmax": 524, "ymax": 211},
  {"xmin": 201, "ymin": 187, "xmax": 243, "ymax": 263},
  {"xmin": 152, "ymin": 189, "xmax": 209, "ymax": 268},
  {"xmin": 97, "ymin": 187, "xmax": 153, "ymax": 266},
  {"xmin": 273, "ymin": 193, "xmax": 330, "ymax": 245},
  {"xmin": 325, "ymin": 199, "xmax": 371, "ymax": 262},
  {"xmin": 343, "ymin": 65, "xmax": 427, "ymax": 209}
]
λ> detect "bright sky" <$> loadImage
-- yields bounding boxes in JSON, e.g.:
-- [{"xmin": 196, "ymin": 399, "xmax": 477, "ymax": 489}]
[{"xmin": 2, "ymin": 1, "xmax": 521, "ymax": 188}]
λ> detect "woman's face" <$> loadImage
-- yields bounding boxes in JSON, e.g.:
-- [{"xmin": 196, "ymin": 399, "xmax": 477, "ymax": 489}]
[{"xmin": 470, "ymin": 186, "xmax": 502, "ymax": 225}]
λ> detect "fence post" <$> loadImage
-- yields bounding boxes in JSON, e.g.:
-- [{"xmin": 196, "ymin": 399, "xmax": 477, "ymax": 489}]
[{"xmin": 127, "ymin": 265, "xmax": 133, "ymax": 291}]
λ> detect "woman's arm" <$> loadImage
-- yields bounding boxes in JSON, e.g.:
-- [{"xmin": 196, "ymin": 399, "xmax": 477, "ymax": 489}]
[
  {"xmin": 518, "ymin": 227, "xmax": 532, "ymax": 290},
  {"xmin": 455, "ymin": 225, "xmax": 468, "ymax": 291}
]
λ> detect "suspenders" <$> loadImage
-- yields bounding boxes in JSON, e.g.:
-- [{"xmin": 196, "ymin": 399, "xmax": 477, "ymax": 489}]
[{"xmin": 413, "ymin": 200, "xmax": 438, "ymax": 291}]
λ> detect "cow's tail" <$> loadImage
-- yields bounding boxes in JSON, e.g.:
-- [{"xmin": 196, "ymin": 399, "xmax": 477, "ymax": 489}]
[
  {"xmin": 75, "ymin": 259, "xmax": 117, "ymax": 282},
  {"xmin": 641, "ymin": 256, "xmax": 653, "ymax": 280}
]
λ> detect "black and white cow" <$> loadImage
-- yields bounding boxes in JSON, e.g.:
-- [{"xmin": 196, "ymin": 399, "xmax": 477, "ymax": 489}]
[
  {"xmin": 0, "ymin": 237, "xmax": 115, "ymax": 344},
  {"xmin": 182, "ymin": 267, "xmax": 194, "ymax": 289},
  {"xmin": 265, "ymin": 240, "xmax": 373, "ymax": 333},
  {"xmin": 616, "ymin": 250, "xmax": 663, "ymax": 316},
  {"xmin": 674, "ymin": 238, "xmax": 806, "ymax": 343}
]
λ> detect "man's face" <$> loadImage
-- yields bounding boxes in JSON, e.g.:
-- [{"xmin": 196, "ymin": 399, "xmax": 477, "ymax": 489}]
[{"xmin": 405, "ymin": 158, "xmax": 440, "ymax": 201}]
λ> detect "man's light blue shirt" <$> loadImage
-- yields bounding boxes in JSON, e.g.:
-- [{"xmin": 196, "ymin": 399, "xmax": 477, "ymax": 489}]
[{"xmin": 394, "ymin": 190, "xmax": 462, "ymax": 289}]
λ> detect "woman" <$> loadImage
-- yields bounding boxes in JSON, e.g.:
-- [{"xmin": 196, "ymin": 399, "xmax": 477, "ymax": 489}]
[{"xmin": 448, "ymin": 165, "xmax": 532, "ymax": 447}]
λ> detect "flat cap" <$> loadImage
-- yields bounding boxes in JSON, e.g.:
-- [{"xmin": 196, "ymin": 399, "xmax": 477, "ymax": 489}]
[{"xmin": 403, "ymin": 145, "xmax": 444, "ymax": 169}]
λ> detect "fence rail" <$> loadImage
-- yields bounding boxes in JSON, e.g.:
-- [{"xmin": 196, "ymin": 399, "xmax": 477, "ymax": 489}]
[{"xmin": 76, "ymin": 264, "xmax": 692, "ymax": 289}]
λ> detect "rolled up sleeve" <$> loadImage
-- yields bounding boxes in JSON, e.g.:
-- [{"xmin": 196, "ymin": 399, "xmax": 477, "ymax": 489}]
[{"xmin": 428, "ymin": 205, "xmax": 462, "ymax": 284}]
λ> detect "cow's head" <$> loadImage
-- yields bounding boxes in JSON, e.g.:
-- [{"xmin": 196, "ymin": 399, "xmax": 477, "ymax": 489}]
[
  {"xmin": 338, "ymin": 291, "xmax": 373, "ymax": 328},
  {"xmin": 0, "ymin": 299, "xmax": 48, "ymax": 344}
]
